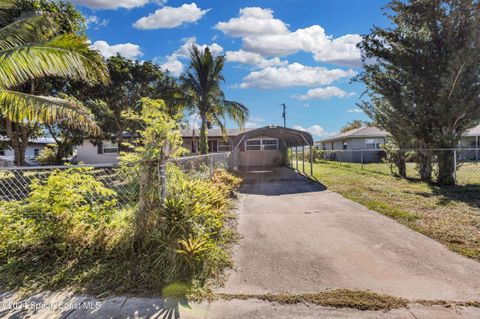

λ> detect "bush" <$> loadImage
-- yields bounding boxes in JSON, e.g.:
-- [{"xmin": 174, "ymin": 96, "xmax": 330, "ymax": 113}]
[
  {"xmin": 36, "ymin": 144, "xmax": 57, "ymax": 165},
  {"xmin": 0, "ymin": 164, "xmax": 241, "ymax": 296}
]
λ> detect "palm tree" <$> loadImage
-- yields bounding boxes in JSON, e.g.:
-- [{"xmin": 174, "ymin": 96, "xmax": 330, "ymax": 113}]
[
  {"xmin": 181, "ymin": 45, "xmax": 248, "ymax": 154},
  {"xmin": 0, "ymin": 0, "xmax": 108, "ymax": 136}
]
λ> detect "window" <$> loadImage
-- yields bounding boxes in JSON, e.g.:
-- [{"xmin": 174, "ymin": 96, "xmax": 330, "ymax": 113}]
[
  {"xmin": 34, "ymin": 148, "xmax": 40, "ymax": 157},
  {"xmin": 0, "ymin": 149, "xmax": 5, "ymax": 156},
  {"xmin": 218, "ymin": 140, "xmax": 232, "ymax": 152},
  {"xmin": 245, "ymin": 138, "xmax": 278, "ymax": 151},
  {"xmin": 365, "ymin": 138, "xmax": 383, "ymax": 149},
  {"xmin": 245, "ymin": 139, "xmax": 261, "ymax": 150},
  {"xmin": 342, "ymin": 140, "xmax": 348, "ymax": 150},
  {"xmin": 365, "ymin": 139, "xmax": 376, "ymax": 149},
  {"xmin": 262, "ymin": 139, "xmax": 278, "ymax": 150},
  {"xmin": 103, "ymin": 141, "xmax": 118, "ymax": 154}
]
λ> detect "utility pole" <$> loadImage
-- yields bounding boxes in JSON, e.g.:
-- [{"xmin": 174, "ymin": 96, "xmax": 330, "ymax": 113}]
[{"xmin": 281, "ymin": 103, "xmax": 286, "ymax": 127}]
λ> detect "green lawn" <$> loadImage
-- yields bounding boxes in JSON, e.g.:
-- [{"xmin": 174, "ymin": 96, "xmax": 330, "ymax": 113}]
[{"xmin": 305, "ymin": 161, "xmax": 480, "ymax": 261}]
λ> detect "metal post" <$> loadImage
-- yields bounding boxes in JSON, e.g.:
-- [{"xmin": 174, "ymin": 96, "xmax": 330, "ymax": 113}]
[
  {"xmin": 302, "ymin": 145, "xmax": 305, "ymax": 174},
  {"xmin": 295, "ymin": 146, "xmax": 298, "ymax": 170},
  {"xmin": 310, "ymin": 146, "xmax": 313, "ymax": 176},
  {"xmin": 210, "ymin": 154, "xmax": 214, "ymax": 177},
  {"xmin": 476, "ymin": 136, "xmax": 479, "ymax": 162},
  {"xmin": 453, "ymin": 149, "xmax": 457, "ymax": 184},
  {"xmin": 361, "ymin": 150, "xmax": 364, "ymax": 169}
]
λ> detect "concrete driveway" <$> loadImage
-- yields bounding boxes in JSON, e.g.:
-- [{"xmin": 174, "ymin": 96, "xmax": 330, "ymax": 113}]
[{"xmin": 217, "ymin": 167, "xmax": 480, "ymax": 301}]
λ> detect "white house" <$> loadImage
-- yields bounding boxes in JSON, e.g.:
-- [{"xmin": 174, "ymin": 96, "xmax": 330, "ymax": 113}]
[{"xmin": 0, "ymin": 137, "xmax": 56, "ymax": 166}]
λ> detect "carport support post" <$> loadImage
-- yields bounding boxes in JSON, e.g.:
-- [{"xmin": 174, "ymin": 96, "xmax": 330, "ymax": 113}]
[
  {"xmin": 310, "ymin": 146, "xmax": 313, "ymax": 176},
  {"xmin": 302, "ymin": 145, "xmax": 305, "ymax": 174},
  {"xmin": 295, "ymin": 146, "xmax": 298, "ymax": 170}
]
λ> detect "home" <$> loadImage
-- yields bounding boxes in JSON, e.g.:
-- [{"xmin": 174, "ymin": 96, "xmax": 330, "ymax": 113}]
[
  {"xmin": 0, "ymin": 137, "xmax": 56, "ymax": 167},
  {"xmin": 181, "ymin": 128, "xmax": 253, "ymax": 154},
  {"xmin": 76, "ymin": 126, "xmax": 314, "ymax": 168},
  {"xmin": 316, "ymin": 126, "xmax": 389, "ymax": 163},
  {"xmin": 460, "ymin": 124, "xmax": 480, "ymax": 148}
]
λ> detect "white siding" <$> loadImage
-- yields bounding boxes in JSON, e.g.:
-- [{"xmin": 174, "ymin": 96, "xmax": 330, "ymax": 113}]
[{"xmin": 76, "ymin": 140, "xmax": 119, "ymax": 164}]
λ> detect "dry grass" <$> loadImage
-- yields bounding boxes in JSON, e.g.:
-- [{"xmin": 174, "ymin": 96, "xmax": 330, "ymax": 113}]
[
  {"xmin": 309, "ymin": 161, "xmax": 480, "ymax": 261},
  {"xmin": 218, "ymin": 289, "xmax": 408, "ymax": 311}
]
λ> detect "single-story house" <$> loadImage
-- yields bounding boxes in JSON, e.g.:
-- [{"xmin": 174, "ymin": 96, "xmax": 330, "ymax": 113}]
[
  {"xmin": 76, "ymin": 126, "xmax": 314, "ymax": 169},
  {"xmin": 460, "ymin": 124, "xmax": 480, "ymax": 148},
  {"xmin": 0, "ymin": 137, "xmax": 56, "ymax": 167},
  {"xmin": 316, "ymin": 126, "xmax": 389, "ymax": 163}
]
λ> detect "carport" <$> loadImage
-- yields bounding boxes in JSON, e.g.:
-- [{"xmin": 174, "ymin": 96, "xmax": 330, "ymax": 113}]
[{"xmin": 231, "ymin": 126, "xmax": 314, "ymax": 174}]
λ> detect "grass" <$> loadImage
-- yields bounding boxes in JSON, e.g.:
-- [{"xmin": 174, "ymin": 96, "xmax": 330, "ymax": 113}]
[
  {"xmin": 218, "ymin": 289, "xmax": 408, "ymax": 311},
  {"xmin": 304, "ymin": 160, "xmax": 480, "ymax": 261},
  {"xmin": 217, "ymin": 289, "xmax": 480, "ymax": 311}
]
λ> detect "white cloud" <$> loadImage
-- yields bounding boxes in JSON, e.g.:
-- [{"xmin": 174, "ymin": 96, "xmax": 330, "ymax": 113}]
[
  {"xmin": 215, "ymin": 7, "xmax": 288, "ymax": 37},
  {"xmin": 134, "ymin": 3, "xmax": 210, "ymax": 29},
  {"xmin": 244, "ymin": 116, "xmax": 264, "ymax": 128},
  {"xmin": 155, "ymin": 37, "xmax": 223, "ymax": 77},
  {"xmin": 215, "ymin": 7, "xmax": 361, "ymax": 67},
  {"xmin": 293, "ymin": 124, "xmax": 327, "ymax": 137},
  {"xmin": 225, "ymin": 50, "xmax": 287, "ymax": 68},
  {"xmin": 157, "ymin": 54, "xmax": 184, "ymax": 76},
  {"xmin": 294, "ymin": 86, "xmax": 355, "ymax": 100},
  {"xmin": 92, "ymin": 40, "xmax": 142, "ymax": 59},
  {"xmin": 239, "ymin": 63, "xmax": 356, "ymax": 89},
  {"xmin": 85, "ymin": 15, "xmax": 108, "ymax": 29},
  {"xmin": 313, "ymin": 34, "xmax": 363, "ymax": 67},
  {"xmin": 347, "ymin": 107, "xmax": 363, "ymax": 113},
  {"xmin": 71, "ymin": 0, "xmax": 150, "ymax": 9}
]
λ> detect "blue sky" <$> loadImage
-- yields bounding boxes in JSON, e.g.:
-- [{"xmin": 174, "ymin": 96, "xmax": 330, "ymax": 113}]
[{"xmin": 74, "ymin": 0, "xmax": 390, "ymax": 138}]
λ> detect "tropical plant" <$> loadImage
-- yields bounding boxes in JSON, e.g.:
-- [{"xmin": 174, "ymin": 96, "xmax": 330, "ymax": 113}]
[
  {"xmin": 0, "ymin": 0, "xmax": 108, "ymax": 137},
  {"xmin": 181, "ymin": 45, "xmax": 249, "ymax": 154}
]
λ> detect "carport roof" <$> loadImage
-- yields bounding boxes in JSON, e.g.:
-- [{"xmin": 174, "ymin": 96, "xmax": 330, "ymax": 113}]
[{"xmin": 232, "ymin": 126, "xmax": 313, "ymax": 148}]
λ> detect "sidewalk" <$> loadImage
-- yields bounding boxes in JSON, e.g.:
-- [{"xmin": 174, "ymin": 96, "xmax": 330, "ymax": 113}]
[{"xmin": 1, "ymin": 290, "xmax": 480, "ymax": 319}]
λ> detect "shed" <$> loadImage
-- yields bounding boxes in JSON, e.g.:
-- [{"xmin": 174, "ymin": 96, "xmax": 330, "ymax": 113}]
[{"xmin": 231, "ymin": 126, "xmax": 313, "ymax": 172}]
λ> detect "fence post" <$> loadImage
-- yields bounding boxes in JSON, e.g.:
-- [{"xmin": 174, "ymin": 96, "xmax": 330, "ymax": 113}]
[
  {"xmin": 361, "ymin": 150, "xmax": 364, "ymax": 170},
  {"xmin": 210, "ymin": 154, "xmax": 214, "ymax": 177},
  {"xmin": 453, "ymin": 149, "xmax": 457, "ymax": 185}
]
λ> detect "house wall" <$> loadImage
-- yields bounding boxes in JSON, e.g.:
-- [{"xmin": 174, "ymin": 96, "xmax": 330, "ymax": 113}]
[
  {"xmin": 320, "ymin": 137, "xmax": 386, "ymax": 163},
  {"xmin": 182, "ymin": 137, "xmax": 233, "ymax": 154},
  {"xmin": 238, "ymin": 135, "xmax": 283, "ymax": 167},
  {"xmin": 76, "ymin": 140, "xmax": 119, "ymax": 165},
  {"xmin": 0, "ymin": 144, "xmax": 48, "ymax": 166},
  {"xmin": 460, "ymin": 137, "xmax": 479, "ymax": 148}
]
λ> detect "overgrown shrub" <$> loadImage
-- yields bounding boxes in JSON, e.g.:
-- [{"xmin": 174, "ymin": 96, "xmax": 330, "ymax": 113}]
[
  {"xmin": 0, "ymin": 164, "xmax": 241, "ymax": 296},
  {"xmin": 36, "ymin": 144, "xmax": 57, "ymax": 165}
]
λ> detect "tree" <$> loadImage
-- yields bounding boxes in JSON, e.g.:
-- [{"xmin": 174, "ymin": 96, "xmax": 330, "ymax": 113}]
[
  {"xmin": 84, "ymin": 56, "xmax": 185, "ymax": 149},
  {"xmin": 358, "ymin": 0, "xmax": 480, "ymax": 185},
  {"xmin": 181, "ymin": 45, "xmax": 248, "ymax": 154},
  {"xmin": 0, "ymin": 0, "xmax": 108, "ymax": 165},
  {"xmin": 340, "ymin": 120, "xmax": 370, "ymax": 133}
]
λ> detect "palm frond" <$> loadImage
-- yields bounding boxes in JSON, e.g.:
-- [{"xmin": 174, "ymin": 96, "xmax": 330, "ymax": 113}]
[
  {"xmin": 0, "ymin": 14, "xmax": 54, "ymax": 50},
  {"xmin": 0, "ymin": 34, "xmax": 109, "ymax": 88},
  {"xmin": 0, "ymin": 89, "xmax": 100, "ymax": 134},
  {"xmin": 221, "ymin": 100, "xmax": 249, "ymax": 128},
  {"xmin": 0, "ymin": 0, "xmax": 15, "ymax": 9}
]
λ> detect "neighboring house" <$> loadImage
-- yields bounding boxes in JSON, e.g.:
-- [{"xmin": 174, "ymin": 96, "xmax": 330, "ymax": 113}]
[
  {"xmin": 75, "ymin": 126, "xmax": 314, "ymax": 168},
  {"xmin": 317, "ymin": 126, "xmax": 389, "ymax": 163},
  {"xmin": 75, "ymin": 139, "xmax": 121, "ymax": 165},
  {"xmin": 460, "ymin": 124, "xmax": 480, "ymax": 148},
  {"xmin": 0, "ymin": 137, "xmax": 56, "ymax": 167},
  {"xmin": 180, "ymin": 128, "xmax": 254, "ymax": 154}
]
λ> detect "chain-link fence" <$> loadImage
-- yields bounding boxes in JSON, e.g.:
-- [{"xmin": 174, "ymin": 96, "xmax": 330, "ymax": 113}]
[
  {"xmin": 168, "ymin": 152, "xmax": 232, "ymax": 179},
  {"xmin": 302, "ymin": 148, "xmax": 480, "ymax": 186},
  {"xmin": 0, "ymin": 152, "xmax": 233, "ymax": 207}
]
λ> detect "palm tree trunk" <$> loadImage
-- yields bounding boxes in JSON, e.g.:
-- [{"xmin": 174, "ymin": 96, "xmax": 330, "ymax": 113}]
[{"xmin": 199, "ymin": 113, "xmax": 208, "ymax": 155}]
